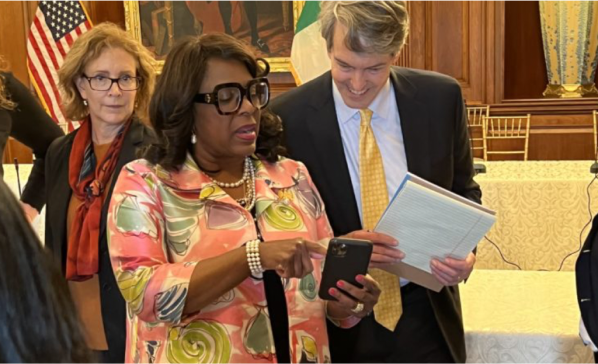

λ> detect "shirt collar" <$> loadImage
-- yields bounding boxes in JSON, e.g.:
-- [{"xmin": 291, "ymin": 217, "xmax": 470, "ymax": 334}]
[{"xmin": 332, "ymin": 78, "xmax": 392, "ymax": 124}]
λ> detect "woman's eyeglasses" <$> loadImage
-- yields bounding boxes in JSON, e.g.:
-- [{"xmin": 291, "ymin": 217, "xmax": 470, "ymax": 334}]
[
  {"xmin": 194, "ymin": 78, "xmax": 270, "ymax": 115},
  {"xmin": 82, "ymin": 74, "xmax": 142, "ymax": 91}
]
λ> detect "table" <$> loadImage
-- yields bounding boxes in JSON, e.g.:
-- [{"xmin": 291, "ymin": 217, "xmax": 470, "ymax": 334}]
[
  {"xmin": 461, "ymin": 269, "xmax": 593, "ymax": 363},
  {"xmin": 3, "ymin": 163, "xmax": 45, "ymax": 242},
  {"xmin": 474, "ymin": 161, "xmax": 598, "ymax": 271}
]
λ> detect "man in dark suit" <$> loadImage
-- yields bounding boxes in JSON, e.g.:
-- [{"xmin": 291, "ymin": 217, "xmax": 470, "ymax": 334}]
[
  {"xmin": 270, "ymin": 1, "xmax": 481, "ymax": 362},
  {"xmin": 576, "ymin": 215, "xmax": 598, "ymax": 362}
]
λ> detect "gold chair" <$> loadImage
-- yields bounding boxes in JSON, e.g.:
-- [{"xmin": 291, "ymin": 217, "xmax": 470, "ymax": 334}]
[
  {"xmin": 593, "ymin": 110, "xmax": 597, "ymax": 159},
  {"xmin": 591, "ymin": 111, "xmax": 598, "ymax": 173},
  {"xmin": 484, "ymin": 114, "xmax": 531, "ymax": 161},
  {"xmin": 467, "ymin": 105, "xmax": 490, "ymax": 161}
]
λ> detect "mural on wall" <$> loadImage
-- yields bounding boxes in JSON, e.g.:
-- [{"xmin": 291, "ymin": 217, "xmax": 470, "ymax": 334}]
[{"xmin": 125, "ymin": 1, "xmax": 304, "ymax": 72}]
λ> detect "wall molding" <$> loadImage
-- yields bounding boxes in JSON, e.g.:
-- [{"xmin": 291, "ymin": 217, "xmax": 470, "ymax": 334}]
[{"xmin": 489, "ymin": 98, "xmax": 598, "ymax": 115}]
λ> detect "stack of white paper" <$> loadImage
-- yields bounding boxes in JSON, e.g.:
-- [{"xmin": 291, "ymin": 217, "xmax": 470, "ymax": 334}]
[{"xmin": 374, "ymin": 173, "xmax": 496, "ymax": 291}]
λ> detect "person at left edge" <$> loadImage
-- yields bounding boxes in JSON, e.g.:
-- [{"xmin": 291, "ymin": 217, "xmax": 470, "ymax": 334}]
[
  {"xmin": 0, "ymin": 56, "xmax": 64, "ymax": 221},
  {"xmin": 0, "ymin": 177, "xmax": 92, "ymax": 363},
  {"xmin": 44, "ymin": 22, "xmax": 156, "ymax": 363}
]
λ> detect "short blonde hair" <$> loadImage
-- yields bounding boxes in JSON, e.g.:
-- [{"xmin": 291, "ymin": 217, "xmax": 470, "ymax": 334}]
[
  {"xmin": 319, "ymin": 1, "xmax": 410, "ymax": 56},
  {"xmin": 0, "ymin": 56, "xmax": 16, "ymax": 110},
  {"xmin": 58, "ymin": 22, "xmax": 155, "ymax": 121}
]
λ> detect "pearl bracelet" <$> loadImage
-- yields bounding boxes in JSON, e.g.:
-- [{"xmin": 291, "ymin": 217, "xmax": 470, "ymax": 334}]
[{"xmin": 246, "ymin": 239, "xmax": 264, "ymax": 276}]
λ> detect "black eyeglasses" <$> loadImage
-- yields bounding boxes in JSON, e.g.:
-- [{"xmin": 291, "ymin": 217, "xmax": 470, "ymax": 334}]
[
  {"xmin": 194, "ymin": 78, "xmax": 270, "ymax": 115},
  {"xmin": 82, "ymin": 74, "xmax": 142, "ymax": 91}
]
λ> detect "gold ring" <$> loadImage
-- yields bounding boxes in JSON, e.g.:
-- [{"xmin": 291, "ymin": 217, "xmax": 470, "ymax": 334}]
[{"xmin": 351, "ymin": 302, "xmax": 364, "ymax": 314}]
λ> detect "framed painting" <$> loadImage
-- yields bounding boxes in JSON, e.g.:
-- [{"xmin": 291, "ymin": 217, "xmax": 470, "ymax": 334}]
[{"xmin": 124, "ymin": 1, "xmax": 305, "ymax": 72}]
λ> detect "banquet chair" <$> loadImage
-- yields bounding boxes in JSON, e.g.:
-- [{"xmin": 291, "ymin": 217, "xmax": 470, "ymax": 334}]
[
  {"xmin": 592, "ymin": 111, "xmax": 598, "ymax": 173},
  {"xmin": 593, "ymin": 110, "xmax": 597, "ymax": 159},
  {"xmin": 467, "ymin": 105, "xmax": 490, "ymax": 161},
  {"xmin": 484, "ymin": 114, "xmax": 531, "ymax": 161}
]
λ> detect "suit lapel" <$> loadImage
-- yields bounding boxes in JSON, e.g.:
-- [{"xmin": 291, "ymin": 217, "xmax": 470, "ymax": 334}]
[
  {"xmin": 391, "ymin": 68, "xmax": 432, "ymax": 179},
  {"xmin": 52, "ymin": 135, "xmax": 75, "ymax": 271},
  {"xmin": 305, "ymin": 73, "xmax": 361, "ymax": 233}
]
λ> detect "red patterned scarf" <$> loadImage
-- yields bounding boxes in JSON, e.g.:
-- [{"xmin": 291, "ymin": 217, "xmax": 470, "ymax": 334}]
[{"xmin": 66, "ymin": 117, "xmax": 131, "ymax": 281}]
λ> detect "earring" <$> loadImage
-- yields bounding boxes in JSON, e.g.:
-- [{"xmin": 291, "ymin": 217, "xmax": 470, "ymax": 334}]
[
  {"xmin": 191, "ymin": 133, "xmax": 197, "ymax": 145},
  {"xmin": 83, "ymin": 99, "xmax": 88, "ymax": 106}
]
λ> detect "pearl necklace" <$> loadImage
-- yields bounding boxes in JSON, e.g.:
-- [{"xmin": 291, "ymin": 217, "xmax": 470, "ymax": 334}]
[
  {"xmin": 237, "ymin": 160, "xmax": 257, "ymax": 211},
  {"xmin": 203, "ymin": 157, "xmax": 251, "ymax": 188},
  {"xmin": 200, "ymin": 157, "xmax": 256, "ymax": 211}
]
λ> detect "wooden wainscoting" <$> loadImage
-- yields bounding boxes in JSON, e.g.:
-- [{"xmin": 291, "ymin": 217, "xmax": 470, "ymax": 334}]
[{"xmin": 488, "ymin": 98, "xmax": 598, "ymax": 160}]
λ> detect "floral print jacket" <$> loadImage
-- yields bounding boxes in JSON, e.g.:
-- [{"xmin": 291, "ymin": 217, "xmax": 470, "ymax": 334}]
[{"xmin": 107, "ymin": 154, "xmax": 342, "ymax": 363}]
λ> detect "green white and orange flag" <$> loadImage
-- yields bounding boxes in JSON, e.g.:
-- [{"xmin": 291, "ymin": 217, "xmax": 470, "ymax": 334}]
[{"xmin": 290, "ymin": 1, "xmax": 330, "ymax": 85}]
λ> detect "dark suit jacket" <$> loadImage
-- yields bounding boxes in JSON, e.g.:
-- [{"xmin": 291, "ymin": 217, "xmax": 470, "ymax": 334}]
[
  {"xmin": 44, "ymin": 120, "xmax": 153, "ymax": 363},
  {"xmin": 576, "ymin": 214, "xmax": 598, "ymax": 347},
  {"xmin": 270, "ymin": 67, "xmax": 482, "ymax": 363}
]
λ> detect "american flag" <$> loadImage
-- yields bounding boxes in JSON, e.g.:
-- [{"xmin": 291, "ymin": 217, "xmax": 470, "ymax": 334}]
[{"xmin": 27, "ymin": 1, "xmax": 92, "ymax": 132}]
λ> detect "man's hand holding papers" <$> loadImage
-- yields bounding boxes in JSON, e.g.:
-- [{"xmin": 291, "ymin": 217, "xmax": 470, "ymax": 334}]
[{"xmin": 431, "ymin": 252, "xmax": 476, "ymax": 286}]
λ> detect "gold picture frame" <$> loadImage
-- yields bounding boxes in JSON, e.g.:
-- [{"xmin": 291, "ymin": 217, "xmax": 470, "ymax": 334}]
[{"xmin": 124, "ymin": 1, "xmax": 305, "ymax": 73}]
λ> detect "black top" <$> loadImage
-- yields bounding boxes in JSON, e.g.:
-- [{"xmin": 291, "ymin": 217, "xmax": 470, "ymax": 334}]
[{"xmin": 0, "ymin": 72, "xmax": 64, "ymax": 211}]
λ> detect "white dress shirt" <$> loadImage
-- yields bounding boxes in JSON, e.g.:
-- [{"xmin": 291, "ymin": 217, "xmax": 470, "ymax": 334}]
[
  {"xmin": 332, "ymin": 79, "xmax": 408, "ymax": 223},
  {"xmin": 332, "ymin": 79, "xmax": 410, "ymax": 286}
]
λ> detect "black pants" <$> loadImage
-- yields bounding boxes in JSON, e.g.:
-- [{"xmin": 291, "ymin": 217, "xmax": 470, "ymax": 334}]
[
  {"xmin": 385, "ymin": 284, "xmax": 454, "ymax": 363},
  {"xmin": 328, "ymin": 284, "xmax": 454, "ymax": 363}
]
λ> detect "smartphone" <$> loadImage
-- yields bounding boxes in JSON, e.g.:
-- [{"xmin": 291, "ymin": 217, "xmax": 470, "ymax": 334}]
[{"xmin": 318, "ymin": 237, "xmax": 373, "ymax": 301}]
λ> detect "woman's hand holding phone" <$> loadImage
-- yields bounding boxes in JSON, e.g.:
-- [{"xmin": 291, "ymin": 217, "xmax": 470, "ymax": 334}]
[
  {"xmin": 326, "ymin": 274, "xmax": 381, "ymax": 319},
  {"xmin": 318, "ymin": 238, "xmax": 381, "ymax": 318}
]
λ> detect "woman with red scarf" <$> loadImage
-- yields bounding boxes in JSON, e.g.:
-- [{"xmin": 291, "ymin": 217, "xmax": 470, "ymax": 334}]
[{"xmin": 44, "ymin": 22, "xmax": 155, "ymax": 363}]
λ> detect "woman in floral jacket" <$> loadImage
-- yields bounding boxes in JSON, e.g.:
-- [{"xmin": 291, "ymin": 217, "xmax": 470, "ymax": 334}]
[{"xmin": 107, "ymin": 33, "xmax": 381, "ymax": 363}]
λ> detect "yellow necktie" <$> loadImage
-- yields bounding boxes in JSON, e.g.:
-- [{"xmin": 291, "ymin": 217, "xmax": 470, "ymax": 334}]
[{"xmin": 358, "ymin": 108, "xmax": 403, "ymax": 331}]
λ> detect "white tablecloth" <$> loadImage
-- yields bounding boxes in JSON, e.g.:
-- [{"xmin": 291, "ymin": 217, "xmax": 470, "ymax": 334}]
[
  {"xmin": 461, "ymin": 269, "xmax": 594, "ymax": 363},
  {"xmin": 474, "ymin": 161, "xmax": 598, "ymax": 271}
]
